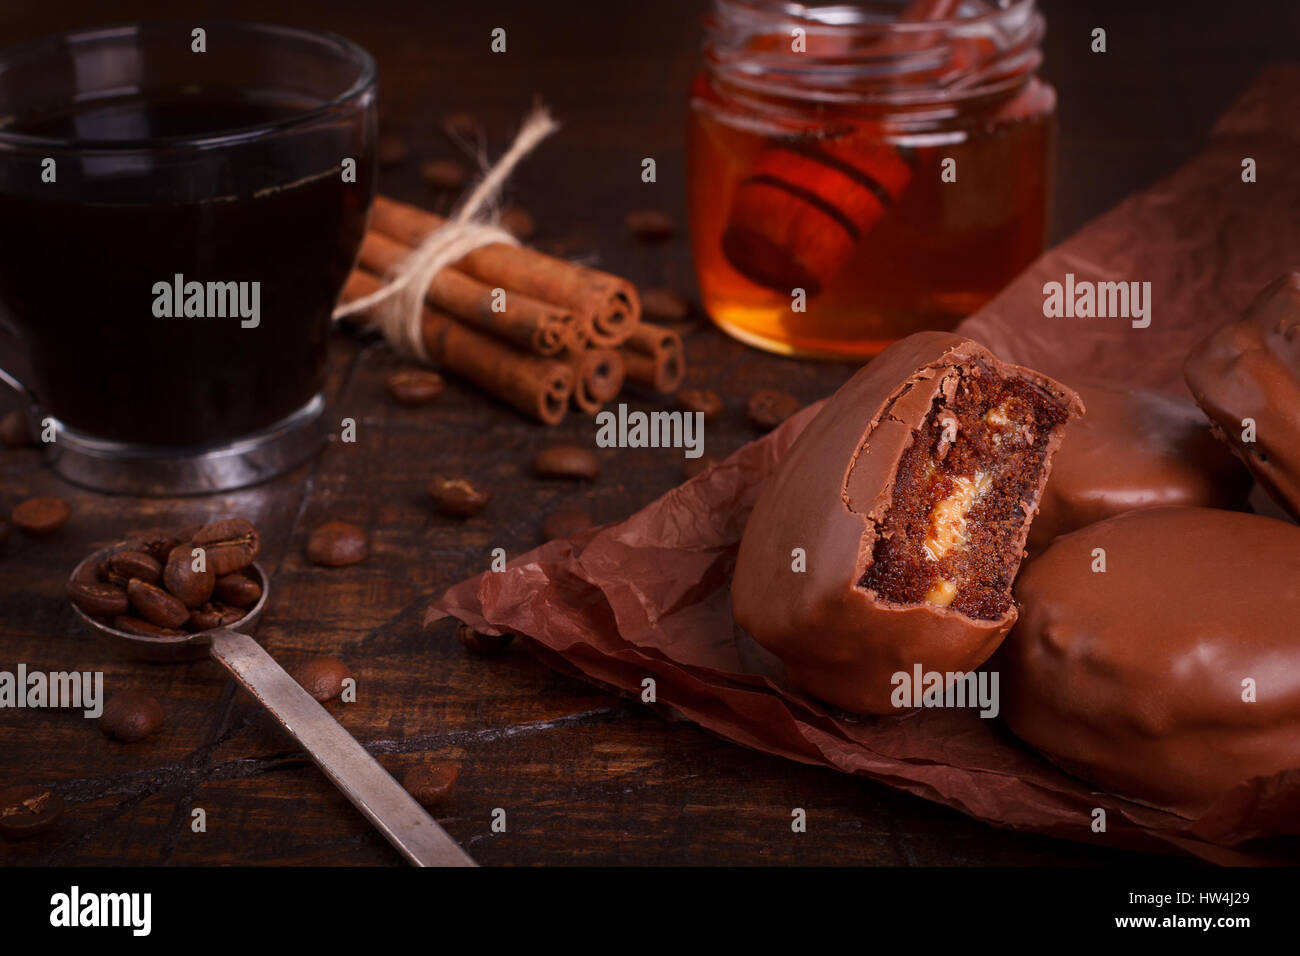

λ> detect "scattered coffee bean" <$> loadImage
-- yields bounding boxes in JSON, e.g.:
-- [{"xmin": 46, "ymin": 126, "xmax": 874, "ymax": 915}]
[
  {"xmin": 377, "ymin": 132, "xmax": 409, "ymax": 166},
  {"xmin": 11, "ymin": 496, "xmax": 69, "ymax": 535},
  {"xmin": 676, "ymin": 388, "xmax": 723, "ymax": 419},
  {"xmin": 0, "ymin": 410, "xmax": 31, "ymax": 448},
  {"xmin": 426, "ymin": 475, "xmax": 491, "ymax": 518},
  {"xmin": 500, "ymin": 206, "xmax": 535, "ymax": 241},
  {"xmin": 386, "ymin": 368, "xmax": 445, "ymax": 406},
  {"xmin": 127, "ymin": 579, "xmax": 191, "ymax": 629},
  {"xmin": 66, "ymin": 580, "xmax": 129, "ymax": 619},
  {"xmin": 641, "ymin": 287, "xmax": 692, "ymax": 322},
  {"xmin": 107, "ymin": 550, "xmax": 162, "ymax": 586},
  {"xmin": 164, "ymin": 543, "xmax": 215, "ymax": 608},
  {"xmin": 0, "ymin": 785, "xmax": 64, "ymax": 836},
  {"xmin": 442, "ymin": 110, "xmax": 480, "ymax": 140},
  {"xmin": 193, "ymin": 518, "xmax": 261, "ymax": 576},
  {"xmin": 626, "ymin": 209, "xmax": 675, "ymax": 242},
  {"xmin": 403, "ymin": 763, "xmax": 460, "ymax": 807},
  {"xmin": 99, "ymin": 691, "xmax": 165, "ymax": 742},
  {"xmin": 532, "ymin": 445, "xmax": 600, "ymax": 480},
  {"xmin": 746, "ymin": 389, "xmax": 802, "ymax": 430},
  {"xmin": 456, "ymin": 621, "xmax": 514, "ymax": 656},
  {"xmin": 419, "ymin": 158, "xmax": 467, "ymax": 190},
  {"xmin": 214, "ymin": 572, "xmax": 261, "ymax": 609},
  {"xmin": 294, "ymin": 656, "xmax": 353, "ymax": 702},
  {"xmin": 684, "ymin": 456, "xmax": 720, "ymax": 480},
  {"xmin": 542, "ymin": 509, "xmax": 594, "ymax": 541},
  {"xmin": 306, "ymin": 521, "xmax": 369, "ymax": 567},
  {"xmin": 112, "ymin": 616, "xmax": 187, "ymax": 638}
]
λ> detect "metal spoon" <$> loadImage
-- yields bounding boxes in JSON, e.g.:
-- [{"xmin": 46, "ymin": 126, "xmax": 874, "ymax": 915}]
[{"xmin": 70, "ymin": 549, "xmax": 475, "ymax": 867}]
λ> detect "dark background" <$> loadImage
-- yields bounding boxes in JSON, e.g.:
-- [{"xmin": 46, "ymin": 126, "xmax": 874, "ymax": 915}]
[{"xmin": 2, "ymin": 0, "xmax": 1298, "ymax": 867}]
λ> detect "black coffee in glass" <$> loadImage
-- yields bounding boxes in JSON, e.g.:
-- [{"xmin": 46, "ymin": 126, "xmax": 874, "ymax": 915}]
[{"xmin": 0, "ymin": 23, "xmax": 376, "ymax": 447}]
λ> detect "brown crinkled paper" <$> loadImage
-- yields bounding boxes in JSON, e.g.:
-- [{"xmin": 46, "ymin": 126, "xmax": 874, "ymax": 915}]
[{"xmin": 427, "ymin": 66, "xmax": 1300, "ymax": 865}]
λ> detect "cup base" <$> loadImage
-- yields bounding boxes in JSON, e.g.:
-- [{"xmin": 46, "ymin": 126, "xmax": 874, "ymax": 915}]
[{"xmin": 44, "ymin": 394, "xmax": 326, "ymax": 496}]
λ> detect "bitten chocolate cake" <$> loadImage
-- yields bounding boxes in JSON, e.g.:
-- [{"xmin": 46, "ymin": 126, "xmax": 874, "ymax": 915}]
[
  {"xmin": 731, "ymin": 332, "xmax": 1081, "ymax": 714},
  {"xmin": 1184, "ymin": 272, "xmax": 1300, "ymax": 520},
  {"xmin": 1003, "ymin": 507, "xmax": 1300, "ymax": 816},
  {"xmin": 1027, "ymin": 381, "xmax": 1251, "ymax": 551}
]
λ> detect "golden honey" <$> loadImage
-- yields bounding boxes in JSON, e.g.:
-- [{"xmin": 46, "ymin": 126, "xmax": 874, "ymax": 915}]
[{"xmin": 688, "ymin": 0, "xmax": 1055, "ymax": 359}]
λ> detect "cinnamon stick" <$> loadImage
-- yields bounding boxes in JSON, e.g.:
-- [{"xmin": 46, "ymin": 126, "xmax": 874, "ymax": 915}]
[
  {"xmin": 359, "ymin": 230, "xmax": 581, "ymax": 356},
  {"xmin": 340, "ymin": 269, "xmax": 573, "ymax": 425},
  {"xmin": 566, "ymin": 347, "xmax": 625, "ymax": 414},
  {"xmin": 620, "ymin": 322, "xmax": 685, "ymax": 394},
  {"xmin": 369, "ymin": 195, "xmax": 641, "ymax": 347}
]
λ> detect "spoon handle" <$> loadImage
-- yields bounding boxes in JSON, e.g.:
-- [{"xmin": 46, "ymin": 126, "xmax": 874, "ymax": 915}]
[{"xmin": 208, "ymin": 630, "xmax": 476, "ymax": 867}]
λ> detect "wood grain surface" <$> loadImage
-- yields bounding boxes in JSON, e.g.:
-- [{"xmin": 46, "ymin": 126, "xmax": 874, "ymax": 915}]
[{"xmin": 4, "ymin": 0, "xmax": 1297, "ymax": 866}]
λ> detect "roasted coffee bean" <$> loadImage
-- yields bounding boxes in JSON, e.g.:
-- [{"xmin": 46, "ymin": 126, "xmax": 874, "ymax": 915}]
[
  {"xmin": 442, "ymin": 110, "xmax": 479, "ymax": 139},
  {"xmin": 386, "ymin": 368, "xmax": 445, "ymax": 406},
  {"xmin": 500, "ymin": 206, "xmax": 535, "ymax": 241},
  {"xmin": 164, "ymin": 544, "xmax": 215, "ymax": 608},
  {"xmin": 625, "ymin": 209, "xmax": 675, "ymax": 242},
  {"xmin": 426, "ymin": 475, "xmax": 491, "ymax": 518},
  {"xmin": 99, "ymin": 691, "xmax": 165, "ymax": 742},
  {"xmin": 173, "ymin": 523, "xmax": 202, "ymax": 544},
  {"xmin": 69, "ymin": 559, "xmax": 100, "ymax": 584},
  {"xmin": 746, "ymin": 389, "xmax": 802, "ymax": 430},
  {"xmin": 676, "ymin": 388, "xmax": 723, "ymax": 419},
  {"xmin": 456, "ymin": 621, "xmax": 514, "ymax": 656},
  {"xmin": 127, "ymin": 579, "xmax": 191, "ymax": 628},
  {"xmin": 306, "ymin": 521, "xmax": 369, "ymax": 567},
  {"xmin": 193, "ymin": 518, "xmax": 261, "ymax": 576},
  {"xmin": 532, "ymin": 445, "xmax": 600, "ymax": 480},
  {"xmin": 11, "ymin": 496, "xmax": 69, "ymax": 535},
  {"xmin": 187, "ymin": 604, "xmax": 222, "ymax": 631},
  {"xmin": 214, "ymin": 572, "xmax": 261, "ymax": 609},
  {"xmin": 214, "ymin": 602, "xmax": 245, "ymax": 626},
  {"xmin": 107, "ymin": 550, "xmax": 162, "ymax": 586},
  {"xmin": 294, "ymin": 656, "xmax": 353, "ymax": 702},
  {"xmin": 66, "ymin": 580, "xmax": 129, "ymax": 619},
  {"xmin": 684, "ymin": 455, "xmax": 720, "ymax": 480},
  {"xmin": 124, "ymin": 529, "xmax": 181, "ymax": 564},
  {"xmin": 0, "ymin": 785, "xmax": 64, "ymax": 836},
  {"xmin": 188, "ymin": 601, "xmax": 247, "ymax": 631},
  {"xmin": 641, "ymin": 287, "xmax": 692, "ymax": 322},
  {"xmin": 0, "ymin": 410, "xmax": 31, "ymax": 448},
  {"xmin": 541, "ymin": 509, "xmax": 594, "ymax": 542},
  {"xmin": 112, "ymin": 616, "xmax": 187, "ymax": 638},
  {"xmin": 402, "ymin": 764, "xmax": 459, "ymax": 807},
  {"xmin": 419, "ymin": 158, "xmax": 467, "ymax": 190},
  {"xmin": 377, "ymin": 132, "xmax": 409, "ymax": 166}
]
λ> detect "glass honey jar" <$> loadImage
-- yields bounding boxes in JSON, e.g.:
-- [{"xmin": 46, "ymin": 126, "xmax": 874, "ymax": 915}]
[{"xmin": 688, "ymin": 0, "xmax": 1055, "ymax": 358}]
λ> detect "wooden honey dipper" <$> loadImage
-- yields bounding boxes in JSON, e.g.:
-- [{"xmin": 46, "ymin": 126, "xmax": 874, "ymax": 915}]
[{"xmin": 720, "ymin": 0, "xmax": 963, "ymax": 297}]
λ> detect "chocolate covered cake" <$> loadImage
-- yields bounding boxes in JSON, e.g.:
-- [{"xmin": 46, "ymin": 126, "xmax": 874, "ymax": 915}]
[{"xmin": 731, "ymin": 332, "xmax": 1081, "ymax": 714}]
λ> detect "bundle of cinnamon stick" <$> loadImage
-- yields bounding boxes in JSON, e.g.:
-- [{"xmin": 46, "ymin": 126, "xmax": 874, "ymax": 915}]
[{"xmin": 339, "ymin": 195, "xmax": 685, "ymax": 424}]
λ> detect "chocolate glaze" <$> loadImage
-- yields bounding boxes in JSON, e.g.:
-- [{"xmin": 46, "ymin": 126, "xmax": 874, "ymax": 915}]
[
  {"xmin": 1184, "ymin": 272, "xmax": 1300, "ymax": 521},
  {"xmin": 1004, "ymin": 507, "xmax": 1300, "ymax": 816},
  {"xmin": 731, "ymin": 332, "xmax": 1081, "ymax": 714},
  {"xmin": 1028, "ymin": 381, "xmax": 1252, "ymax": 551}
]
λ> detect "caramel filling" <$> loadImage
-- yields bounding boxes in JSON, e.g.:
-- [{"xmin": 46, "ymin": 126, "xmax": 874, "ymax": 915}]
[{"xmin": 859, "ymin": 361, "xmax": 1069, "ymax": 620}]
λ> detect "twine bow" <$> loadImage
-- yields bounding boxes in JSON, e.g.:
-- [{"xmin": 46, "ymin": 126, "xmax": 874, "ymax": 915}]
[{"xmin": 332, "ymin": 104, "xmax": 561, "ymax": 361}]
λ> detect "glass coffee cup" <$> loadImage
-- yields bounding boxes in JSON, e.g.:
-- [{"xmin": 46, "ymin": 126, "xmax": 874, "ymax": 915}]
[{"xmin": 0, "ymin": 21, "xmax": 377, "ymax": 494}]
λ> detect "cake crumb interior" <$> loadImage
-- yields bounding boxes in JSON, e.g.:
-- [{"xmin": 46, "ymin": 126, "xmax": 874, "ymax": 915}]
[{"xmin": 859, "ymin": 360, "xmax": 1068, "ymax": 620}]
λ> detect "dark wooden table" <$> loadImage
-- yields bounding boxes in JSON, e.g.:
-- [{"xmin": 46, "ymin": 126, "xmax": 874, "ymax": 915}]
[{"xmin": 3, "ymin": 0, "xmax": 1297, "ymax": 866}]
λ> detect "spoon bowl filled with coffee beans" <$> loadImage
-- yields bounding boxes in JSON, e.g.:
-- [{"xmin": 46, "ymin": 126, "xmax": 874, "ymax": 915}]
[
  {"xmin": 68, "ymin": 519, "xmax": 268, "ymax": 662},
  {"xmin": 65, "ymin": 517, "xmax": 474, "ymax": 867}
]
